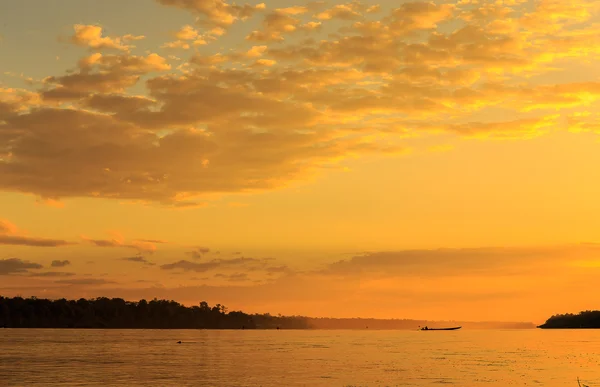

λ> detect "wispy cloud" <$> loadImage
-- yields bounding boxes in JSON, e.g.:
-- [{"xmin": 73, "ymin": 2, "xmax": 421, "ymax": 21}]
[
  {"xmin": 54, "ymin": 278, "xmax": 116, "ymax": 285},
  {"xmin": 82, "ymin": 233, "xmax": 159, "ymax": 253},
  {"xmin": 215, "ymin": 272, "xmax": 249, "ymax": 282},
  {"xmin": 160, "ymin": 257, "xmax": 263, "ymax": 273},
  {"xmin": 322, "ymin": 246, "xmax": 595, "ymax": 278},
  {"xmin": 0, "ymin": 220, "xmax": 72, "ymax": 247},
  {"xmin": 0, "ymin": 258, "xmax": 43, "ymax": 275},
  {"xmin": 120, "ymin": 256, "xmax": 155, "ymax": 266},
  {"xmin": 29, "ymin": 271, "xmax": 76, "ymax": 277}
]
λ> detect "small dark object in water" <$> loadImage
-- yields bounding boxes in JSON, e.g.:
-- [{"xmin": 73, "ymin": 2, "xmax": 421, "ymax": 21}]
[
  {"xmin": 420, "ymin": 326, "xmax": 461, "ymax": 331},
  {"xmin": 177, "ymin": 341, "xmax": 182, "ymax": 344}
]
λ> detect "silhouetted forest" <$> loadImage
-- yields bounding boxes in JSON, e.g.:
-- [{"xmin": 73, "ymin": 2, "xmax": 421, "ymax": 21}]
[
  {"xmin": 0, "ymin": 295, "xmax": 536, "ymax": 329},
  {"xmin": 537, "ymin": 310, "xmax": 600, "ymax": 329},
  {"xmin": 0, "ymin": 296, "xmax": 310, "ymax": 329}
]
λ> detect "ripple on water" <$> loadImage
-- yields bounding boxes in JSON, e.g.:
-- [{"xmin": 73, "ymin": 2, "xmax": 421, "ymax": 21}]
[{"xmin": 1, "ymin": 329, "xmax": 600, "ymax": 387}]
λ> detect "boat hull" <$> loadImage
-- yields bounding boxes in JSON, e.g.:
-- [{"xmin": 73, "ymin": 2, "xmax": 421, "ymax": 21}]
[{"xmin": 420, "ymin": 326, "xmax": 461, "ymax": 331}]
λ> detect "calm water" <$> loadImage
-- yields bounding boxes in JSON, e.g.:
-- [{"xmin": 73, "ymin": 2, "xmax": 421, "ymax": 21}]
[{"xmin": 0, "ymin": 329, "xmax": 599, "ymax": 386}]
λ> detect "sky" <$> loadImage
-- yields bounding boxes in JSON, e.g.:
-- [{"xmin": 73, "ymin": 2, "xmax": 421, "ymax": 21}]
[{"xmin": 1, "ymin": 0, "xmax": 600, "ymax": 324}]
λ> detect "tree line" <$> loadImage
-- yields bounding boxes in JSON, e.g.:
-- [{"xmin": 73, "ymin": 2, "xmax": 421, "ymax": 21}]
[
  {"xmin": 537, "ymin": 310, "xmax": 600, "ymax": 329},
  {"xmin": 0, "ymin": 295, "xmax": 542, "ymax": 329},
  {"xmin": 0, "ymin": 296, "xmax": 311, "ymax": 329}
]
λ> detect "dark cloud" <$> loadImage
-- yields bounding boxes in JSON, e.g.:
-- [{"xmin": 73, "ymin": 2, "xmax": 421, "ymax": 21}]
[
  {"xmin": 0, "ymin": 258, "xmax": 43, "ymax": 275},
  {"xmin": 120, "ymin": 256, "xmax": 155, "ymax": 266},
  {"xmin": 160, "ymin": 257, "xmax": 261, "ymax": 273},
  {"xmin": 28, "ymin": 271, "xmax": 76, "ymax": 277},
  {"xmin": 0, "ymin": 235, "xmax": 72, "ymax": 247},
  {"xmin": 54, "ymin": 278, "xmax": 116, "ymax": 285},
  {"xmin": 51, "ymin": 260, "xmax": 71, "ymax": 267}
]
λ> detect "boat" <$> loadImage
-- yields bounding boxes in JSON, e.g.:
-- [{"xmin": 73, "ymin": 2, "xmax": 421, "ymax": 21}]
[{"xmin": 420, "ymin": 326, "xmax": 461, "ymax": 331}]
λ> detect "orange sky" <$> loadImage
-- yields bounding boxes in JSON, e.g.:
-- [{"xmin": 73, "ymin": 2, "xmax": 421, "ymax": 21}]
[{"xmin": 1, "ymin": 0, "xmax": 600, "ymax": 324}]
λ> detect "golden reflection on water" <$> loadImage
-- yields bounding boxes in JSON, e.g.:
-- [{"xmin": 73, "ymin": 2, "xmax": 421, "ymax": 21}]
[{"xmin": 1, "ymin": 329, "xmax": 599, "ymax": 386}]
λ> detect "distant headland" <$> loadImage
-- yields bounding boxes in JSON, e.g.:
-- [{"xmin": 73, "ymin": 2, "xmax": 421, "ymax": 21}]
[
  {"xmin": 0, "ymin": 295, "xmax": 534, "ymax": 329},
  {"xmin": 537, "ymin": 310, "xmax": 600, "ymax": 329}
]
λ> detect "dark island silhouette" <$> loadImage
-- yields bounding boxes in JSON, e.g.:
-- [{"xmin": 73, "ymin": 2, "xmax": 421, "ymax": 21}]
[
  {"xmin": 0, "ymin": 295, "xmax": 534, "ymax": 329},
  {"xmin": 537, "ymin": 310, "xmax": 600, "ymax": 329}
]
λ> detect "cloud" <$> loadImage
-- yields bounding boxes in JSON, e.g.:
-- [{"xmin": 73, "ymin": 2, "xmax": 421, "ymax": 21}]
[
  {"xmin": 50, "ymin": 260, "xmax": 71, "ymax": 267},
  {"xmin": 386, "ymin": 2, "xmax": 455, "ymax": 35},
  {"xmin": 162, "ymin": 24, "xmax": 216, "ymax": 49},
  {"xmin": 38, "ymin": 52, "xmax": 170, "ymax": 102},
  {"xmin": 54, "ymin": 278, "xmax": 116, "ymax": 285},
  {"xmin": 156, "ymin": 0, "xmax": 265, "ymax": 28},
  {"xmin": 0, "ymin": 87, "xmax": 44, "ymax": 120},
  {"xmin": 277, "ymin": 6, "xmax": 309, "ymax": 16},
  {"xmin": 136, "ymin": 239, "xmax": 168, "ymax": 244},
  {"xmin": 175, "ymin": 25, "xmax": 200, "ymax": 40},
  {"xmin": 120, "ymin": 256, "xmax": 156, "ymax": 266},
  {"xmin": 4, "ymin": 241, "xmax": 599, "ymax": 322},
  {"xmin": 186, "ymin": 247, "xmax": 211, "ymax": 259},
  {"xmin": 70, "ymin": 24, "xmax": 144, "ymax": 51},
  {"xmin": 315, "ymin": 2, "xmax": 364, "ymax": 20},
  {"xmin": 322, "ymin": 245, "xmax": 599, "ymax": 278},
  {"xmin": 2, "ymin": 0, "xmax": 600, "ymax": 207},
  {"xmin": 265, "ymin": 265, "xmax": 291, "ymax": 275},
  {"xmin": 0, "ymin": 258, "xmax": 43, "ymax": 275},
  {"xmin": 215, "ymin": 272, "xmax": 249, "ymax": 282},
  {"xmin": 445, "ymin": 116, "xmax": 559, "ymax": 140},
  {"xmin": 82, "ymin": 234, "xmax": 158, "ymax": 253},
  {"xmin": 0, "ymin": 220, "xmax": 18, "ymax": 234},
  {"xmin": 0, "ymin": 219, "xmax": 72, "ymax": 247},
  {"xmin": 1, "ymin": 65, "xmax": 404, "ymax": 205},
  {"xmin": 247, "ymin": 7, "xmax": 314, "ymax": 42},
  {"xmin": 28, "ymin": 271, "xmax": 76, "ymax": 277},
  {"xmin": 0, "ymin": 235, "xmax": 72, "ymax": 247},
  {"xmin": 160, "ymin": 257, "xmax": 262, "ymax": 273}
]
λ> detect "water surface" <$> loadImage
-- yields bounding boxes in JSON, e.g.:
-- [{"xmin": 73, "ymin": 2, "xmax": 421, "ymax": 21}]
[{"xmin": 1, "ymin": 329, "xmax": 599, "ymax": 386}]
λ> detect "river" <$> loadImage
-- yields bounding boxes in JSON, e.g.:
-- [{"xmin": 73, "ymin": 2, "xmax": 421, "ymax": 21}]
[{"xmin": 1, "ymin": 329, "xmax": 599, "ymax": 386}]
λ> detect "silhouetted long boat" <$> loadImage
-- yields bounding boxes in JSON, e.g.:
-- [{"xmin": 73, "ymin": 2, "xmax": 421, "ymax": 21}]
[{"xmin": 420, "ymin": 326, "xmax": 461, "ymax": 331}]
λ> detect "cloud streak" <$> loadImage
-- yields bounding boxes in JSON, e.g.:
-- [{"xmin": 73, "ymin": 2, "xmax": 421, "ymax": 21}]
[
  {"xmin": 0, "ymin": 220, "xmax": 72, "ymax": 247},
  {"xmin": 0, "ymin": 258, "xmax": 43, "ymax": 275},
  {"xmin": 120, "ymin": 256, "xmax": 156, "ymax": 266},
  {"xmin": 82, "ymin": 234, "xmax": 158, "ymax": 253},
  {"xmin": 322, "ymin": 246, "xmax": 592, "ymax": 278},
  {"xmin": 160, "ymin": 257, "xmax": 263, "ymax": 273}
]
